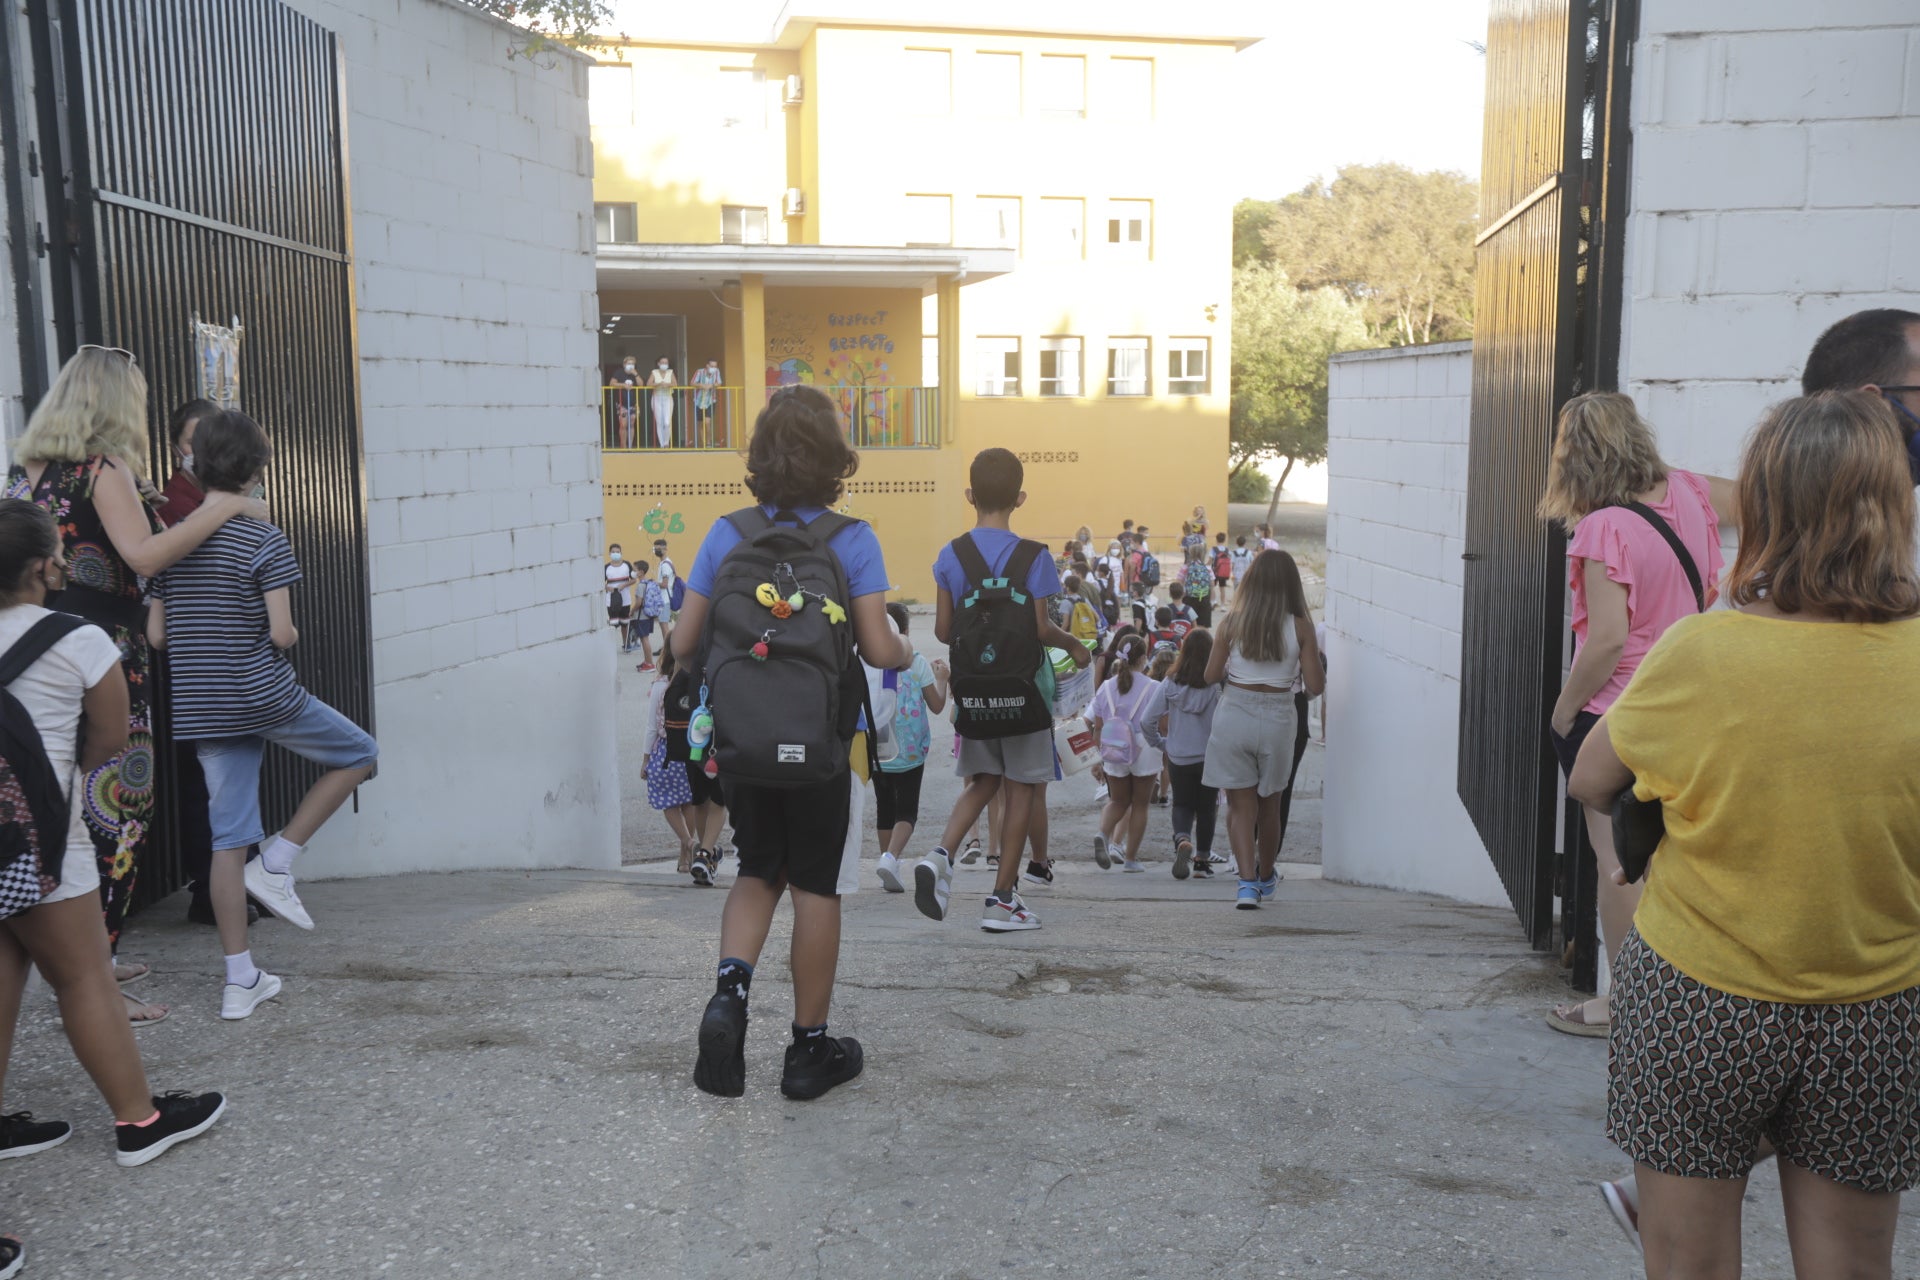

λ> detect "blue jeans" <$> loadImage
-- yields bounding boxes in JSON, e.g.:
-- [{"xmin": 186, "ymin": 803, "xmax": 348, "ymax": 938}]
[{"xmin": 195, "ymin": 697, "xmax": 379, "ymax": 851}]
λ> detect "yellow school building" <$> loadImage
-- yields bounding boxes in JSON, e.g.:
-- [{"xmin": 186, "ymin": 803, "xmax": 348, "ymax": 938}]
[{"xmin": 589, "ymin": 8, "xmax": 1253, "ymax": 598}]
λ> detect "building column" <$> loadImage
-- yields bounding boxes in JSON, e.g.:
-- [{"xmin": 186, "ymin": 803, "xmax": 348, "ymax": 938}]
[
  {"xmin": 741, "ymin": 273, "xmax": 767, "ymax": 423},
  {"xmin": 936, "ymin": 274, "xmax": 960, "ymax": 445}
]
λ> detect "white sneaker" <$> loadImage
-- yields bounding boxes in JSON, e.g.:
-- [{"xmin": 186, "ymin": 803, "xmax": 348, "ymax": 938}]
[
  {"xmin": 913, "ymin": 852, "xmax": 954, "ymax": 921},
  {"xmin": 1092, "ymin": 834, "xmax": 1112, "ymax": 869},
  {"xmin": 980, "ymin": 893, "xmax": 1040, "ymax": 932},
  {"xmin": 244, "ymin": 861, "xmax": 315, "ymax": 931},
  {"xmin": 220, "ymin": 971, "xmax": 282, "ymax": 1021},
  {"xmin": 875, "ymin": 852, "xmax": 906, "ymax": 894},
  {"xmin": 1121, "ymin": 860, "xmax": 1147, "ymax": 873}
]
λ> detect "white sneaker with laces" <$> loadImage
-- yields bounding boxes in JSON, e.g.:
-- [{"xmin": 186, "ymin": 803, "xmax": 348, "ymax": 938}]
[
  {"xmin": 913, "ymin": 852, "xmax": 954, "ymax": 921},
  {"xmin": 875, "ymin": 852, "xmax": 906, "ymax": 893},
  {"xmin": 1121, "ymin": 860, "xmax": 1147, "ymax": 873},
  {"xmin": 980, "ymin": 893, "xmax": 1041, "ymax": 932},
  {"xmin": 244, "ymin": 861, "xmax": 314, "ymax": 931},
  {"xmin": 220, "ymin": 971, "xmax": 282, "ymax": 1021}
]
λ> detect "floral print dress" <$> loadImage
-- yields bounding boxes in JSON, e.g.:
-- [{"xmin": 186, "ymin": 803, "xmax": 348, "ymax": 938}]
[{"xmin": 6, "ymin": 457, "xmax": 159, "ymax": 948}]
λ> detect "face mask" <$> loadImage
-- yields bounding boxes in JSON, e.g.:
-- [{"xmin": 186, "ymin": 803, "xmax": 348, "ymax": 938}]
[{"xmin": 609, "ymin": 551, "xmax": 623, "ymax": 563}]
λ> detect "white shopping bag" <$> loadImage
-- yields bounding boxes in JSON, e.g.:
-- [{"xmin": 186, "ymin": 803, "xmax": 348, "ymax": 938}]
[
  {"xmin": 836, "ymin": 774, "xmax": 865, "ymax": 895},
  {"xmin": 1053, "ymin": 716, "xmax": 1099, "ymax": 777}
]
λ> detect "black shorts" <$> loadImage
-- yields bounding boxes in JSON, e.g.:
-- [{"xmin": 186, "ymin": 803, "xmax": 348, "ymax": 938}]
[
  {"xmin": 1549, "ymin": 709, "xmax": 1602, "ymax": 780},
  {"xmin": 1215, "ymin": 575, "xmax": 1230, "ymax": 588},
  {"xmin": 722, "ymin": 771, "xmax": 851, "ymax": 897},
  {"xmin": 873, "ymin": 765, "xmax": 925, "ymax": 832},
  {"xmin": 607, "ymin": 599, "xmax": 630, "ymax": 622},
  {"xmin": 685, "ymin": 760, "xmax": 723, "ymax": 807}
]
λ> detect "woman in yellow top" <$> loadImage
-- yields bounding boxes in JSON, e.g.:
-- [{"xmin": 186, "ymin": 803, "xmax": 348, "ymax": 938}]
[{"xmin": 1571, "ymin": 390, "xmax": 1920, "ymax": 1280}]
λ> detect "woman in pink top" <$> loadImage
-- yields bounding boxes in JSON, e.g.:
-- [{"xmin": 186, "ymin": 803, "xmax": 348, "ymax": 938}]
[{"xmin": 1538, "ymin": 393, "xmax": 1736, "ymax": 1038}]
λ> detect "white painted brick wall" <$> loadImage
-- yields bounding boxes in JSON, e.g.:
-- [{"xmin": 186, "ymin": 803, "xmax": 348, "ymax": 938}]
[
  {"xmin": 1321, "ymin": 342, "xmax": 1508, "ymax": 907},
  {"xmin": 1623, "ymin": 4, "xmax": 1920, "ymax": 469}
]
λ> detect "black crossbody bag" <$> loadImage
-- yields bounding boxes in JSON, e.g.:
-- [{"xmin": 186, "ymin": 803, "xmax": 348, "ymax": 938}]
[{"xmin": 1606, "ymin": 501, "xmax": 1704, "ymax": 883}]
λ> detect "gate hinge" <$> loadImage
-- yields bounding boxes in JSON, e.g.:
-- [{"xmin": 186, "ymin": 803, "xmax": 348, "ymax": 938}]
[
  {"xmin": 33, "ymin": 222, "xmax": 46, "ymax": 258},
  {"xmin": 1461, "ymin": 552, "xmax": 1483, "ymax": 561},
  {"xmin": 26, "ymin": 141, "xmax": 38, "ymax": 178}
]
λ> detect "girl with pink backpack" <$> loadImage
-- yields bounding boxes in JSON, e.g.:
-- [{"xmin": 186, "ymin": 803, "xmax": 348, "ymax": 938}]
[{"xmin": 1088, "ymin": 636, "xmax": 1159, "ymax": 873}]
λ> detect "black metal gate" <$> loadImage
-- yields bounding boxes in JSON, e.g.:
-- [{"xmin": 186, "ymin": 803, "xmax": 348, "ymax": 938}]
[
  {"xmin": 21, "ymin": 0, "xmax": 372, "ymax": 908},
  {"xmin": 1456, "ymin": 0, "xmax": 1591, "ymax": 948}
]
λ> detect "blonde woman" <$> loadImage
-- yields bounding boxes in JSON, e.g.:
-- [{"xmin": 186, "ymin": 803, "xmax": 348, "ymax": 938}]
[
  {"xmin": 6, "ymin": 346, "xmax": 263, "ymax": 1023},
  {"xmin": 1537, "ymin": 391, "xmax": 1736, "ymax": 1037},
  {"xmin": 1570, "ymin": 392, "xmax": 1920, "ymax": 1278}
]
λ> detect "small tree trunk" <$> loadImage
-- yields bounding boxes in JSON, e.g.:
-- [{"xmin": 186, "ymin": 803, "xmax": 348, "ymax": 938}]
[{"xmin": 1265, "ymin": 457, "xmax": 1297, "ymax": 526}]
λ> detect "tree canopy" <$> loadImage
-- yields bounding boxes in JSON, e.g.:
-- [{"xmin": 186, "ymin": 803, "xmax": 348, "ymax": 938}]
[
  {"xmin": 461, "ymin": 1, "xmax": 611, "ymax": 50},
  {"xmin": 1230, "ymin": 262, "xmax": 1369, "ymax": 497},
  {"xmin": 1236, "ymin": 164, "xmax": 1478, "ymax": 347}
]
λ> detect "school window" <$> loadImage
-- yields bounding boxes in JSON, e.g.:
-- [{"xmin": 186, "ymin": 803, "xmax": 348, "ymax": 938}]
[
  {"xmin": 1039, "ymin": 337, "xmax": 1082, "ymax": 397},
  {"xmin": 1107, "ymin": 338, "xmax": 1150, "ymax": 397},
  {"xmin": 1108, "ymin": 57, "xmax": 1154, "ymax": 120},
  {"xmin": 923, "ymin": 336, "xmax": 940, "ymax": 388},
  {"xmin": 975, "ymin": 196, "xmax": 1020, "ymax": 250},
  {"xmin": 1106, "ymin": 200, "xmax": 1151, "ymax": 257},
  {"xmin": 976, "ymin": 337, "xmax": 1021, "ymax": 397},
  {"xmin": 718, "ymin": 68, "xmax": 765, "ymax": 129},
  {"xmin": 1168, "ymin": 338, "xmax": 1209, "ymax": 395},
  {"xmin": 905, "ymin": 49, "xmax": 952, "ymax": 116},
  {"xmin": 720, "ymin": 205, "xmax": 769, "ymax": 245},
  {"xmin": 587, "ymin": 64, "xmax": 633, "ymax": 127},
  {"xmin": 972, "ymin": 51, "xmax": 1021, "ymax": 116},
  {"xmin": 594, "ymin": 202, "xmax": 637, "ymax": 244},
  {"xmin": 905, "ymin": 194, "xmax": 953, "ymax": 246},
  {"xmin": 1037, "ymin": 54, "xmax": 1085, "ymax": 118},
  {"xmin": 1037, "ymin": 197, "xmax": 1084, "ymax": 260}
]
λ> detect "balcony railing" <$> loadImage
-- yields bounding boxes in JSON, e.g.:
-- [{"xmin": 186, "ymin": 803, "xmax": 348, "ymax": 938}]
[{"xmin": 602, "ymin": 385, "xmax": 940, "ymax": 451}]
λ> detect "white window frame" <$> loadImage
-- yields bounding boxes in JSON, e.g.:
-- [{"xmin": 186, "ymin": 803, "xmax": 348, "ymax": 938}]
[
  {"xmin": 1037, "ymin": 54, "xmax": 1086, "ymax": 118},
  {"xmin": 588, "ymin": 63, "xmax": 634, "ymax": 127},
  {"xmin": 1037, "ymin": 197, "xmax": 1084, "ymax": 261},
  {"xmin": 904, "ymin": 194, "xmax": 953, "ymax": 247},
  {"xmin": 1167, "ymin": 338, "xmax": 1209, "ymax": 396},
  {"xmin": 904, "ymin": 48, "xmax": 952, "ymax": 116},
  {"xmin": 972, "ymin": 51, "xmax": 1022, "ymax": 117},
  {"xmin": 718, "ymin": 68, "xmax": 766, "ymax": 129},
  {"xmin": 975, "ymin": 196, "xmax": 1020, "ymax": 250},
  {"xmin": 976, "ymin": 337, "xmax": 1021, "ymax": 397},
  {"xmin": 1107, "ymin": 338, "xmax": 1150, "ymax": 397},
  {"xmin": 721, "ymin": 205, "xmax": 770, "ymax": 245},
  {"xmin": 594, "ymin": 202, "xmax": 637, "ymax": 244},
  {"xmin": 1108, "ymin": 57, "xmax": 1154, "ymax": 121},
  {"xmin": 1039, "ymin": 336, "xmax": 1082, "ymax": 397},
  {"xmin": 1106, "ymin": 200, "xmax": 1151, "ymax": 257}
]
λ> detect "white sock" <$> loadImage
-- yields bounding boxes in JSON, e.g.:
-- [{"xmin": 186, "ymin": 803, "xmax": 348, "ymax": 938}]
[
  {"xmin": 261, "ymin": 835, "xmax": 304, "ymax": 876},
  {"xmin": 224, "ymin": 951, "xmax": 260, "ymax": 989}
]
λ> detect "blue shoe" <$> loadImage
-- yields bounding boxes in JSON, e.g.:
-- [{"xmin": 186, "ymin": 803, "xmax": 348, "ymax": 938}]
[
  {"xmin": 1258, "ymin": 874, "xmax": 1279, "ymax": 900},
  {"xmin": 1235, "ymin": 881, "xmax": 1260, "ymax": 910}
]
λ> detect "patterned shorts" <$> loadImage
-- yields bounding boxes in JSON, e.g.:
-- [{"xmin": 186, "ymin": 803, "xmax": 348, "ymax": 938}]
[{"xmin": 1607, "ymin": 929, "xmax": 1920, "ymax": 1193}]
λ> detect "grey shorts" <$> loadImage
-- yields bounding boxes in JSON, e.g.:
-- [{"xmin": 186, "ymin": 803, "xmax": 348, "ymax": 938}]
[
  {"xmin": 956, "ymin": 729, "xmax": 1057, "ymax": 785},
  {"xmin": 1202, "ymin": 685, "xmax": 1299, "ymax": 796}
]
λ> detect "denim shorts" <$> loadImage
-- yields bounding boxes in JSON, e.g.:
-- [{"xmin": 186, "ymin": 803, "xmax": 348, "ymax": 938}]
[{"xmin": 195, "ymin": 697, "xmax": 379, "ymax": 850}]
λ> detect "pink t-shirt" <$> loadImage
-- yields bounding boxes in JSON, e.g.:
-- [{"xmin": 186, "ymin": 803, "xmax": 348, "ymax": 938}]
[{"xmin": 1567, "ymin": 469, "xmax": 1723, "ymax": 714}]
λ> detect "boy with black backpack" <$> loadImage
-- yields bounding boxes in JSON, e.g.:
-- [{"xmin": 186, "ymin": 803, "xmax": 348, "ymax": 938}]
[
  {"xmin": 673, "ymin": 385, "xmax": 909, "ymax": 1100},
  {"xmin": 913, "ymin": 449, "xmax": 1090, "ymax": 933}
]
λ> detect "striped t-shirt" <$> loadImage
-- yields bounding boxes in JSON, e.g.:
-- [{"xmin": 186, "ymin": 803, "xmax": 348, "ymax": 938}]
[{"xmin": 152, "ymin": 517, "xmax": 309, "ymax": 739}]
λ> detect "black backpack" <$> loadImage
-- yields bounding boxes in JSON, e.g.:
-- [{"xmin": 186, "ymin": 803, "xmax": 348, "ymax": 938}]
[
  {"xmin": 946, "ymin": 535, "xmax": 1052, "ymax": 740},
  {"xmin": 0, "ymin": 614, "xmax": 91, "ymax": 920},
  {"xmin": 696, "ymin": 508, "xmax": 871, "ymax": 788}
]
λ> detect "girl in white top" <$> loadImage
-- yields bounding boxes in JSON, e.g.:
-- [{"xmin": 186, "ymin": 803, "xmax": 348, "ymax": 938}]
[
  {"xmin": 1088, "ymin": 635, "xmax": 1159, "ymax": 872},
  {"xmin": 1203, "ymin": 549, "xmax": 1324, "ymax": 909},
  {"xmin": 0, "ymin": 499, "xmax": 226, "ymax": 1195}
]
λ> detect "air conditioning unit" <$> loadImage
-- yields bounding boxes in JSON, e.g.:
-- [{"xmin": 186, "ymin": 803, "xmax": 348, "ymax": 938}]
[
  {"xmin": 783, "ymin": 74, "xmax": 804, "ymax": 106},
  {"xmin": 783, "ymin": 188, "xmax": 806, "ymax": 218}
]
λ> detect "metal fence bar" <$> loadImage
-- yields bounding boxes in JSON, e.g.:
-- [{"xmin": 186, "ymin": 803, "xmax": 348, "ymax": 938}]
[{"xmin": 601, "ymin": 385, "xmax": 942, "ymax": 451}]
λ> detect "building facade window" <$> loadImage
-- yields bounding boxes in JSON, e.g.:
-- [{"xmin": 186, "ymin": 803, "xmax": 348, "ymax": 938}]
[
  {"xmin": 1167, "ymin": 338, "xmax": 1210, "ymax": 395},
  {"xmin": 972, "ymin": 51, "xmax": 1021, "ymax": 116},
  {"xmin": 721, "ymin": 205, "xmax": 769, "ymax": 244},
  {"xmin": 1108, "ymin": 57, "xmax": 1154, "ymax": 120},
  {"xmin": 1039, "ymin": 337, "xmax": 1082, "ymax": 397},
  {"xmin": 718, "ymin": 68, "xmax": 765, "ymax": 129},
  {"xmin": 975, "ymin": 196, "xmax": 1020, "ymax": 250},
  {"xmin": 1037, "ymin": 197, "xmax": 1084, "ymax": 260},
  {"xmin": 588, "ymin": 64, "xmax": 633, "ymax": 127},
  {"xmin": 905, "ymin": 194, "xmax": 953, "ymax": 246},
  {"xmin": 1037, "ymin": 54, "xmax": 1086, "ymax": 118},
  {"xmin": 905, "ymin": 49, "xmax": 952, "ymax": 116},
  {"xmin": 1107, "ymin": 338, "xmax": 1150, "ymax": 396},
  {"xmin": 594, "ymin": 202, "xmax": 637, "ymax": 243},
  {"xmin": 976, "ymin": 337, "xmax": 1021, "ymax": 397},
  {"xmin": 1106, "ymin": 200, "xmax": 1151, "ymax": 257}
]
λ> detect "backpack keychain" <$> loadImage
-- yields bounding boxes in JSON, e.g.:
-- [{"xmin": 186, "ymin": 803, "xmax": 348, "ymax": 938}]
[
  {"xmin": 687, "ymin": 685, "xmax": 715, "ymax": 763},
  {"xmin": 769, "ymin": 562, "xmax": 846, "ymax": 624}
]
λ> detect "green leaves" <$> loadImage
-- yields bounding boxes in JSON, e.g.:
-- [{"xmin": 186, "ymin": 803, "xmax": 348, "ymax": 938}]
[
  {"xmin": 461, "ymin": 1, "xmax": 614, "ymax": 54},
  {"xmin": 1229, "ymin": 263, "xmax": 1369, "ymax": 478}
]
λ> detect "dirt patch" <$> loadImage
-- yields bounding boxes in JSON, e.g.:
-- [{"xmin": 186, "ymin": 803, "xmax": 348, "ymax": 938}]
[
  {"xmin": 413, "ymin": 1027, "xmax": 533, "ymax": 1052},
  {"xmin": 942, "ymin": 1010, "xmax": 1026, "ymax": 1039},
  {"xmin": 1262, "ymin": 1162, "xmax": 1343, "ymax": 1206}
]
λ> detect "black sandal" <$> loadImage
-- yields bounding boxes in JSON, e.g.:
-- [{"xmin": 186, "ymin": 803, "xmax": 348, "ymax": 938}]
[{"xmin": 1, "ymin": 1235, "xmax": 24, "ymax": 1280}]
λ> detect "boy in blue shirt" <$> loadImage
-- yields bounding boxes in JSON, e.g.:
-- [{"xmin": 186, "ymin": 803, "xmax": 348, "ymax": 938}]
[{"xmin": 914, "ymin": 449, "xmax": 1089, "ymax": 933}]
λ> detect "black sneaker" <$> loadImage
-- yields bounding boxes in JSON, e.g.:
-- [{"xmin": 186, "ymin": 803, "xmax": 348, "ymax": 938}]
[
  {"xmin": 1022, "ymin": 859, "xmax": 1054, "ymax": 887},
  {"xmin": 0, "ymin": 1112, "xmax": 70, "ymax": 1159},
  {"xmin": 781, "ymin": 1035, "xmax": 863, "ymax": 1101},
  {"xmin": 0, "ymin": 1234, "xmax": 21, "ymax": 1280},
  {"xmin": 693, "ymin": 992, "xmax": 747, "ymax": 1097},
  {"xmin": 689, "ymin": 849, "xmax": 717, "ymax": 887},
  {"xmin": 114, "ymin": 1092, "xmax": 227, "ymax": 1167}
]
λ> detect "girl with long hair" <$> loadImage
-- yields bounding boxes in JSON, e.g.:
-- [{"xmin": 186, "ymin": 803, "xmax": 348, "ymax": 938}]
[
  {"xmin": 1538, "ymin": 391, "xmax": 1735, "ymax": 1038},
  {"xmin": 7, "ymin": 347, "xmax": 264, "ymax": 1023},
  {"xmin": 1142, "ymin": 628, "xmax": 1222, "ymax": 879},
  {"xmin": 1202, "ymin": 549, "xmax": 1323, "ymax": 908},
  {"xmin": 1088, "ymin": 634, "xmax": 1159, "ymax": 872}
]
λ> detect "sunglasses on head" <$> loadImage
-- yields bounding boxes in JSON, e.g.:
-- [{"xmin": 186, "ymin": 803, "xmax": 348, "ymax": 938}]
[{"xmin": 77, "ymin": 344, "xmax": 137, "ymax": 365}]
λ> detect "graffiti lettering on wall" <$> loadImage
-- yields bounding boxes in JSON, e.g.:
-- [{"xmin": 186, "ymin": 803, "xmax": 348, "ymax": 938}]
[{"xmin": 766, "ymin": 309, "xmax": 816, "ymax": 386}]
